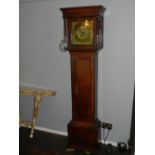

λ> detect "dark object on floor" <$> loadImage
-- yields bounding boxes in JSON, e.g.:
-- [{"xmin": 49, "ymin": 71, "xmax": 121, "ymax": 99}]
[
  {"xmin": 20, "ymin": 127, "xmax": 129, "ymax": 155},
  {"xmin": 105, "ymin": 143, "xmax": 113, "ymax": 154},
  {"xmin": 117, "ymin": 142, "xmax": 127, "ymax": 152}
]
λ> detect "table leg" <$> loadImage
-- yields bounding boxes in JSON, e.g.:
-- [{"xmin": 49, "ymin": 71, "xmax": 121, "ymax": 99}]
[{"xmin": 30, "ymin": 95, "xmax": 42, "ymax": 138}]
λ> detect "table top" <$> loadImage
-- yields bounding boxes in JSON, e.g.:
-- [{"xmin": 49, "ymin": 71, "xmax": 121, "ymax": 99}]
[{"xmin": 19, "ymin": 86, "xmax": 56, "ymax": 97}]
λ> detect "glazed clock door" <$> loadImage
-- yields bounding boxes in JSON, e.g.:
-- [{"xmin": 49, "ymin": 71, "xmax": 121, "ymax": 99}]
[
  {"xmin": 67, "ymin": 17, "xmax": 97, "ymax": 51},
  {"xmin": 71, "ymin": 20, "xmax": 94, "ymax": 45}
]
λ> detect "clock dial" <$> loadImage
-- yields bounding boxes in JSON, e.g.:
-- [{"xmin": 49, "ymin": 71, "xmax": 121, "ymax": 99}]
[{"xmin": 71, "ymin": 20, "xmax": 93, "ymax": 45}]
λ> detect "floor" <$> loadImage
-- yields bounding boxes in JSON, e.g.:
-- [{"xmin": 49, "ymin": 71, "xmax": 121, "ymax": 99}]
[{"xmin": 19, "ymin": 127, "xmax": 129, "ymax": 155}]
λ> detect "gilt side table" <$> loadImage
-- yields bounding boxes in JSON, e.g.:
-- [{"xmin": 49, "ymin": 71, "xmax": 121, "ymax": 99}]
[{"xmin": 19, "ymin": 86, "xmax": 56, "ymax": 138}]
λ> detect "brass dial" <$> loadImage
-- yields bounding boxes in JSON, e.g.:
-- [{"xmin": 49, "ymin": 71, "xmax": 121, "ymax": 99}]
[{"xmin": 71, "ymin": 20, "xmax": 93, "ymax": 45}]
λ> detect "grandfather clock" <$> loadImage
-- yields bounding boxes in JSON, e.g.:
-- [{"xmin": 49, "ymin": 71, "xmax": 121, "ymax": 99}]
[{"xmin": 60, "ymin": 6, "xmax": 105, "ymax": 148}]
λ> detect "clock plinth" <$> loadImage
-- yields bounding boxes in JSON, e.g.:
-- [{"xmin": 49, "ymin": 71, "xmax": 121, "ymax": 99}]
[
  {"xmin": 60, "ymin": 6, "xmax": 105, "ymax": 148},
  {"xmin": 68, "ymin": 120, "xmax": 100, "ymax": 148}
]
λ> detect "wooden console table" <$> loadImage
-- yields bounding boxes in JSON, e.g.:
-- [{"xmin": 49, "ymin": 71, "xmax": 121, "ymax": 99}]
[{"xmin": 19, "ymin": 86, "xmax": 56, "ymax": 138}]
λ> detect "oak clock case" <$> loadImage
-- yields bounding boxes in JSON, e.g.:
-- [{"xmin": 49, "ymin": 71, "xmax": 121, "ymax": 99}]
[{"xmin": 60, "ymin": 6, "xmax": 105, "ymax": 148}]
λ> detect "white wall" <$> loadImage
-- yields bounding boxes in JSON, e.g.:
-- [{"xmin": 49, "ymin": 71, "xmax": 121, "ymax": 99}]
[{"xmin": 19, "ymin": 0, "xmax": 135, "ymax": 144}]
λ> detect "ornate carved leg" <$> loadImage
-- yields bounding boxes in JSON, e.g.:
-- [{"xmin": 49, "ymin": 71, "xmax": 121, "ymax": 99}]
[{"xmin": 30, "ymin": 95, "xmax": 41, "ymax": 138}]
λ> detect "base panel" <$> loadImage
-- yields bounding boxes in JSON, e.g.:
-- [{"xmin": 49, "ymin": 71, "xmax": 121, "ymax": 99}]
[{"xmin": 68, "ymin": 121, "xmax": 100, "ymax": 149}]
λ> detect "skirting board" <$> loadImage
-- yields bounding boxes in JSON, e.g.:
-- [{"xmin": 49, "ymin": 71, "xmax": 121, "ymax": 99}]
[
  {"xmin": 35, "ymin": 126, "xmax": 68, "ymax": 136},
  {"xmin": 22, "ymin": 125, "xmax": 117, "ymax": 147},
  {"xmin": 99, "ymin": 140, "xmax": 117, "ymax": 147}
]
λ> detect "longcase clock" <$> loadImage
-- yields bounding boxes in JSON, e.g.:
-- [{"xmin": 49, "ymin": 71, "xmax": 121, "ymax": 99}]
[{"xmin": 60, "ymin": 6, "xmax": 105, "ymax": 148}]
